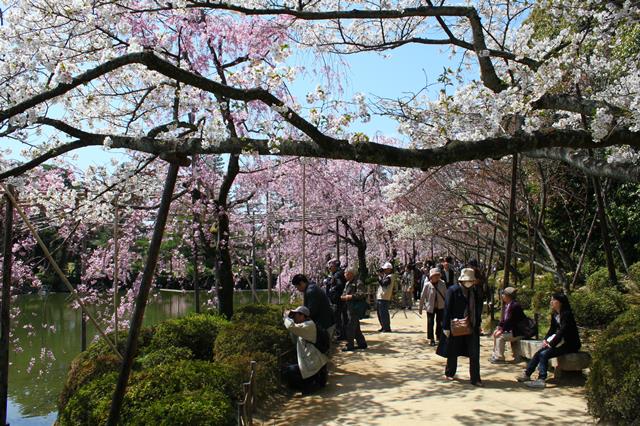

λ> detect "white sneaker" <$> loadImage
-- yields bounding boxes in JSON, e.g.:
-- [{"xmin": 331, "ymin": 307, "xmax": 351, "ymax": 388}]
[{"xmin": 525, "ymin": 379, "xmax": 546, "ymax": 389}]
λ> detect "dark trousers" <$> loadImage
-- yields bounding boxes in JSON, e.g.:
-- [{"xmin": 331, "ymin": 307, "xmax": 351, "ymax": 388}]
[
  {"xmin": 377, "ymin": 299, "xmax": 391, "ymax": 331},
  {"xmin": 525, "ymin": 345, "xmax": 572, "ymax": 380},
  {"xmin": 283, "ymin": 364, "xmax": 328, "ymax": 393},
  {"xmin": 334, "ymin": 302, "xmax": 346, "ymax": 338},
  {"xmin": 427, "ymin": 308, "xmax": 444, "ymax": 341},
  {"xmin": 345, "ymin": 306, "xmax": 367, "ymax": 349},
  {"xmin": 445, "ymin": 333, "xmax": 481, "ymax": 384}
]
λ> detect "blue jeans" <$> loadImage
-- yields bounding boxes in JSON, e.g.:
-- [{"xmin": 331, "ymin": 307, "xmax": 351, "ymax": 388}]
[
  {"xmin": 526, "ymin": 345, "xmax": 571, "ymax": 379},
  {"xmin": 377, "ymin": 300, "xmax": 391, "ymax": 331}
]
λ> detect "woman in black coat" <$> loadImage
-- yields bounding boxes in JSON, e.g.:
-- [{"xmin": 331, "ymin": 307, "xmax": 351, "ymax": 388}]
[
  {"xmin": 516, "ymin": 292, "xmax": 581, "ymax": 388},
  {"xmin": 440, "ymin": 268, "xmax": 484, "ymax": 386}
]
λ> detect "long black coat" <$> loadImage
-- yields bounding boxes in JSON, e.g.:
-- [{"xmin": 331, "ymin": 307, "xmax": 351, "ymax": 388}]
[
  {"xmin": 437, "ymin": 284, "xmax": 483, "ymax": 358},
  {"xmin": 545, "ymin": 309, "xmax": 581, "ymax": 352},
  {"xmin": 304, "ymin": 283, "xmax": 335, "ymax": 330}
]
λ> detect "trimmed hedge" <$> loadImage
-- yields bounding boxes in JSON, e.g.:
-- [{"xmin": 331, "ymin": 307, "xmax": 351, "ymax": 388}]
[
  {"xmin": 232, "ymin": 303, "xmax": 286, "ymax": 329},
  {"xmin": 214, "ymin": 321, "xmax": 292, "ymax": 361},
  {"xmin": 586, "ymin": 307, "xmax": 640, "ymax": 424},
  {"xmin": 149, "ymin": 313, "xmax": 229, "ymax": 359},
  {"xmin": 570, "ymin": 287, "xmax": 628, "ymax": 327}
]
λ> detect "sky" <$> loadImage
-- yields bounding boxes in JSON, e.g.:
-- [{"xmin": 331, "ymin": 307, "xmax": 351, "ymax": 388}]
[{"xmin": 2, "ymin": 41, "xmax": 461, "ymax": 173}]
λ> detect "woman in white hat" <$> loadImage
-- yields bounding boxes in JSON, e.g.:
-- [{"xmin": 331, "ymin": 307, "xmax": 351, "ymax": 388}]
[
  {"xmin": 439, "ymin": 267, "xmax": 484, "ymax": 386},
  {"xmin": 376, "ymin": 262, "xmax": 394, "ymax": 332}
]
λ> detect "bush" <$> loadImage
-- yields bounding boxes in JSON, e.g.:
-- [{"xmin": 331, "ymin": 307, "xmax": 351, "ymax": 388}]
[
  {"xmin": 570, "ymin": 288, "xmax": 629, "ymax": 327},
  {"xmin": 586, "ymin": 307, "xmax": 640, "ymax": 424},
  {"xmin": 58, "ymin": 361, "xmax": 244, "ymax": 425},
  {"xmin": 587, "ymin": 267, "xmax": 616, "ymax": 291},
  {"xmin": 222, "ymin": 351, "xmax": 280, "ymax": 401},
  {"xmin": 232, "ymin": 304, "xmax": 285, "ymax": 329},
  {"xmin": 149, "ymin": 313, "xmax": 229, "ymax": 359},
  {"xmin": 137, "ymin": 346, "xmax": 194, "ymax": 369},
  {"xmin": 133, "ymin": 390, "xmax": 235, "ymax": 426},
  {"xmin": 531, "ymin": 273, "xmax": 559, "ymax": 314},
  {"xmin": 214, "ymin": 322, "xmax": 293, "ymax": 361},
  {"xmin": 628, "ymin": 261, "xmax": 640, "ymax": 284}
]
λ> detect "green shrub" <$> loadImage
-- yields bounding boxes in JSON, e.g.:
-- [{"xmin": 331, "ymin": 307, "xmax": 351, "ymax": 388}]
[
  {"xmin": 137, "ymin": 346, "xmax": 194, "ymax": 369},
  {"xmin": 531, "ymin": 273, "xmax": 559, "ymax": 313},
  {"xmin": 214, "ymin": 322, "xmax": 292, "ymax": 361},
  {"xmin": 221, "ymin": 351, "xmax": 280, "ymax": 401},
  {"xmin": 149, "ymin": 313, "xmax": 229, "ymax": 359},
  {"xmin": 515, "ymin": 286, "xmax": 535, "ymax": 310},
  {"xmin": 570, "ymin": 288, "xmax": 629, "ymax": 327},
  {"xmin": 586, "ymin": 307, "xmax": 640, "ymax": 424},
  {"xmin": 58, "ymin": 372, "xmax": 117, "ymax": 426},
  {"xmin": 232, "ymin": 304, "xmax": 285, "ymax": 328},
  {"xmin": 131, "ymin": 390, "xmax": 235, "ymax": 426},
  {"xmin": 58, "ymin": 361, "xmax": 244, "ymax": 425},
  {"xmin": 628, "ymin": 261, "xmax": 640, "ymax": 284},
  {"xmin": 587, "ymin": 267, "xmax": 616, "ymax": 291}
]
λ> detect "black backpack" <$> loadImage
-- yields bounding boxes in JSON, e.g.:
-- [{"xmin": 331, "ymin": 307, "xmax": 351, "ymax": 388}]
[
  {"xmin": 314, "ymin": 324, "xmax": 331, "ymax": 354},
  {"xmin": 517, "ymin": 317, "xmax": 537, "ymax": 339}
]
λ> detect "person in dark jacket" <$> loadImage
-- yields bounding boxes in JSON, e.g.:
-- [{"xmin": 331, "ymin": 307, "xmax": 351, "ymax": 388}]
[
  {"xmin": 339, "ymin": 268, "xmax": 368, "ymax": 351},
  {"xmin": 490, "ymin": 286, "xmax": 527, "ymax": 363},
  {"xmin": 440, "ymin": 268, "xmax": 484, "ymax": 386},
  {"xmin": 325, "ymin": 259, "xmax": 346, "ymax": 339},
  {"xmin": 516, "ymin": 292, "xmax": 581, "ymax": 389},
  {"xmin": 292, "ymin": 274, "xmax": 336, "ymax": 338}
]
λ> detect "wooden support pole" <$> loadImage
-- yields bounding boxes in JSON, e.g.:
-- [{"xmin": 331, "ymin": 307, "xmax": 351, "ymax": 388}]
[
  {"xmin": 107, "ymin": 161, "xmax": 181, "ymax": 426},
  {"xmin": 301, "ymin": 160, "xmax": 307, "ymax": 275},
  {"xmin": 192, "ymin": 155, "xmax": 200, "ymax": 313},
  {"xmin": 0, "ymin": 183, "xmax": 121, "ymax": 359},
  {"xmin": 1, "ymin": 185, "xmax": 14, "ymax": 426},
  {"xmin": 592, "ymin": 176, "xmax": 618, "ymax": 287},
  {"xmin": 502, "ymin": 153, "xmax": 518, "ymax": 289}
]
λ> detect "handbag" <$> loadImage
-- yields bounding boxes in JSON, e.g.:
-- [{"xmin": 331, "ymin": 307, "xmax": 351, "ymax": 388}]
[{"xmin": 451, "ymin": 316, "xmax": 472, "ymax": 336}]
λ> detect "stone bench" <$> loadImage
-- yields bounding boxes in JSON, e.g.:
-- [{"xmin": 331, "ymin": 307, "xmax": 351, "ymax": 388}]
[{"xmin": 515, "ymin": 340, "xmax": 592, "ymax": 378}]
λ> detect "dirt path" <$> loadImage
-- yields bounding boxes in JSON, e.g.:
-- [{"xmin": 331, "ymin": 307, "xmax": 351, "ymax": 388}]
[{"xmin": 269, "ymin": 308, "xmax": 592, "ymax": 425}]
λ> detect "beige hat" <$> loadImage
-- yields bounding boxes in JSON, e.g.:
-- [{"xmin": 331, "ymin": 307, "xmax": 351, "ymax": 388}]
[
  {"xmin": 458, "ymin": 268, "xmax": 477, "ymax": 282},
  {"xmin": 290, "ymin": 306, "xmax": 310, "ymax": 317},
  {"xmin": 429, "ymin": 268, "xmax": 441, "ymax": 278},
  {"xmin": 382, "ymin": 262, "xmax": 393, "ymax": 270},
  {"xmin": 502, "ymin": 287, "xmax": 517, "ymax": 296}
]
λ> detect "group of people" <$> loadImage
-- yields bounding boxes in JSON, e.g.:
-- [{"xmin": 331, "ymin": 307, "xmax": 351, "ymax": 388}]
[{"xmin": 282, "ymin": 256, "xmax": 582, "ymax": 394}]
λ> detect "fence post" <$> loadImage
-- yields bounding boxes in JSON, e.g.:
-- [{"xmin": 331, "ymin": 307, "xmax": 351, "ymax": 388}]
[{"xmin": 1, "ymin": 185, "xmax": 15, "ymax": 426}]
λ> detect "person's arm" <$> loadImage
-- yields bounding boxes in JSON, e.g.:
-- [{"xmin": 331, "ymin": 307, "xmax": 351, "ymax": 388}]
[
  {"xmin": 284, "ymin": 317, "xmax": 317, "ymax": 342},
  {"xmin": 419, "ymin": 282, "xmax": 428, "ymax": 313},
  {"xmin": 548, "ymin": 311, "xmax": 574, "ymax": 347}
]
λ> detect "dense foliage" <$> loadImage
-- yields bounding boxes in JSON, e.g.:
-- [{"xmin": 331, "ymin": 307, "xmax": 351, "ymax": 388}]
[
  {"xmin": 586, "ymin": 308, "xmax": 640, "ymax": 424},
  {"xmin": 57, "ymin": 306, "xmax": 293, "ymax": 425}
]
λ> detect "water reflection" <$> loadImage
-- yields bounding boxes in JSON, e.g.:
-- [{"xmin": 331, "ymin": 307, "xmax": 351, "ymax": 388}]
[{"xmin": 7, "ymin": 290, "xmax": 284, "ymax": 425}]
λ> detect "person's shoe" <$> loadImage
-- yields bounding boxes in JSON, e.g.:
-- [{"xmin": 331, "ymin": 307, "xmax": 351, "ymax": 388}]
[
  {"xmin": 429, "ymin": 340, "xmax": 436, "ymax": 347},
  {"xmin": 471, "ymin": 381, "xmax": 484, "ymax": 387},
  {"xmin": 382, "ymin": 329, "xmax": 392, "ymax": 333},
  {"xmin": 512, "ymin": 356, "xmax": 523, "ymax": 363},
  {"xmin": 525, "ymin": 379, "xmax": 546, "ymax": 389},
  {"xmin": 443, "ymin": 375, "xmax": 455, "ymax": 381},
  {"xmin": 342, "ymin": 346, "xmax": 356, "ymax": 352},
  {"xmin": 516, "ymin": 370, "xmax": 531, "ymax": 382},
  {"xmin": 377, "ymin": 327, "xmax": 384, "ymax": 332},
  {"xmin": 356, "ymin": 344, "xmax": 368, "ymax": 350},
  {"xmin": 489, "ymin": 357, "xmax": 506, "ymax": 364}
]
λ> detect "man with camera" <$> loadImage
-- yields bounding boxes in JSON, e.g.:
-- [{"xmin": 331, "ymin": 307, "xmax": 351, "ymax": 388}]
[{"xmin": 283, "ymin": 306, "xmax": 329, "ymax": 394}]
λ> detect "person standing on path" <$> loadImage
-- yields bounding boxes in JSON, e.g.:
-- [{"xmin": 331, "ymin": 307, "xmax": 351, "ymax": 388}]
[
  {"xmin": 326, "ymin": 259, "xmax": 346, "ymax": 340},
  {"xmin": 440, "ymin": 267, "xmax": 484, "ymax": 386},
  {"xmin": 401, "ymin": 263, "xmax": 415, "ymax": 309},
  {"xmin": 292, "ymin": 274, "xmax": 336, "ymax": 338},
  {"xmin": 376, "ymin": 262, "xmax": 394, "ymax": 332},
  {"xmin": 440, "ymin": 256, "xmax": 456, "ymax": 288},
  {"xmin": 340, "ymin": 268, "xmax": 368, "ymax": 351},
  {"xmin": 419, "ymin": 268, "xmax": 447, "ymax": 347}
]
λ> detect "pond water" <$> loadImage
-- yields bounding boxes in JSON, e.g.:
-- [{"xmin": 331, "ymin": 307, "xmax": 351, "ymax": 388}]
[{"xmin": 6, "ymin": 289, "xmax": 288, "ymax": 425}]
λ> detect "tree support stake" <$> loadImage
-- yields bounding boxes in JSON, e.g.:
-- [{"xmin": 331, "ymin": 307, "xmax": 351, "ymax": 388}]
[
  {"xmin": 107, "ymin": 161, "xmax": 182, "ymax": 426},
  {"xmin": 0, "ymin": 183, "xmax": 122, "ymax": 360},
  {"xmin": 1, "ymin": 185, "xmax": 14, "ymax": 426}
]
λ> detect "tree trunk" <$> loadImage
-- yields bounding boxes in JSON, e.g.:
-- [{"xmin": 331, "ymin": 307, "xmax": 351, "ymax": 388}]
[{"xmin": 592, "ymin": 176, "xmax": 618, "ymax": 286}]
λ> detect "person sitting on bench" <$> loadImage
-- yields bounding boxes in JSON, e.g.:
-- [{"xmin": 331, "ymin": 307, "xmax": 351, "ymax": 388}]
[
  {"xmin": 516, "ymin": 292, "xmax": 581, "ymax": 388},
  {"xmin": 490, "ymin": 286, "xmax": 526, "ymax": 363}
]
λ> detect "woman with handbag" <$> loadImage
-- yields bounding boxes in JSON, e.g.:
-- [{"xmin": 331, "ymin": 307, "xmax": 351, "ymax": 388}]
[{"xmin": 440, "ymin": 267, "xmax": 484, "ymax": 386}]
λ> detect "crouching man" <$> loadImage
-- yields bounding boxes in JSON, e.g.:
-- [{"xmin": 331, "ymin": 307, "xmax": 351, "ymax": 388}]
[{"xmin": 283, "ymin": 306, "xmax": 329, "ymax": 394}]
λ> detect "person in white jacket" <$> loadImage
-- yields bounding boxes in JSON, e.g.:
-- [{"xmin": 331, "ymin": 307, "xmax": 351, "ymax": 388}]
[{"xmin": 283, "ymin": 306, "xmax": 329, "ymax": 394}]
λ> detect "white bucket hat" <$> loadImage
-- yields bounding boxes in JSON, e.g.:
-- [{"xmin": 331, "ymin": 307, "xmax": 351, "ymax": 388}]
[
  {"xmin": 429, "ymin": 268, "xmax": 441, "ymax": 278},
  {"xmin": 382, "ymin": 262, "xmax": 393, "ymax": 270},
  {"xmin": 458, "ymin": 268, "xmax": 477, "ymax": 282}
]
